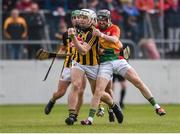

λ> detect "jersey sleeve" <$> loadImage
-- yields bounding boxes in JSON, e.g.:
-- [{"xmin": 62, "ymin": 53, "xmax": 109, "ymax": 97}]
[{"xmin": 4, "ymin": 18, "xmax": 11, "ymax": 30}]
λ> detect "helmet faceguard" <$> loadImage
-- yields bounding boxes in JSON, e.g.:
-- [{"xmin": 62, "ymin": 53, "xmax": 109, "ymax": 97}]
[
  {"xmin": 79, "ymin": 9, "xmax": 97, "ymax": 29},
  {"xmin": 71, "ymin": 10, "xmax": 81, "ymax": 27},
  {"xmin": 97, "ymin": 9, "xmax": 111, "ymax": 30}
]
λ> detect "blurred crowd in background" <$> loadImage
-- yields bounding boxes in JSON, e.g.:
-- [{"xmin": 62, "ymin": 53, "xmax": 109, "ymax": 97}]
[{"xmin": 2, "ymin": 0, "xmax": 180, "ymax": 59}]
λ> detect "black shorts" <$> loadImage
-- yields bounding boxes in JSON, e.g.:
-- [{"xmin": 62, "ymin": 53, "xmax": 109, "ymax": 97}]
[{"xmin": 113, "ymin": 74, "xmax": 125, "ymax": 82}]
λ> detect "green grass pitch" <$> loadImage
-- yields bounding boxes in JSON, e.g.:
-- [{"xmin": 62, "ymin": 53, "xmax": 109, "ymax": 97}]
[{"xmin": 0, "ymin": 104, "xmax": 180, "ymax": 133}]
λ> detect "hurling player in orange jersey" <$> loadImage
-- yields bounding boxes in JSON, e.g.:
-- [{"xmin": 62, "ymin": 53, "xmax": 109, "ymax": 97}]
[{"xmin": 81, "ymin": 9, "xmax": 166, "ymax": 125}]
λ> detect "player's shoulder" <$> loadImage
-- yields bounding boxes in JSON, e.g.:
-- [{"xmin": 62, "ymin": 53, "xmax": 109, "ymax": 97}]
[
  {"xmin": 110, "ymin": 24, "xmax": 120, "ymax": 31},
  {"xmin": 107, "ymin": 24, "xmax": 120, "ymax": 36},
  {"xmin": 62, "ymin": 31, "xmax": 69, "ymax": 39}
]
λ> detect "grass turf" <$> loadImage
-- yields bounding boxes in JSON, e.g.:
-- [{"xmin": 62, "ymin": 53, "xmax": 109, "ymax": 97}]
[{"xmin": 0, "ymin": 104, "xmax": 180, "ymax": 133}]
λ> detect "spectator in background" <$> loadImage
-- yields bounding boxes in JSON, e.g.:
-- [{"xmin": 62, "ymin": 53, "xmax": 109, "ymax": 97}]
[
  {"xmin": 44, "ymin": 0, "xmax": 65, "ymax": 11},
  {"xmin": 52, "ymin": 7, "xmax": 66, "ymax": 17},
  {"xmin": 99, "ymin": 0, "xmax": 124, "ymax": 27},
  {"xmin": 67, "ymin": 0, "xmax": 82, "ymax": 10},
  {"xmin": 3, "ymin": 0, "xmax": 17, "ymax": 11},
  {"xmin": 124, "ymin": 16, "xmax": 140, "ymax": 43},
  {"xmin": 87, "ymin": 0, "xmax": 99, "ymax": 11},
  {"xmin": 135, "ymin": 0, "xmax": 160, "ymax": 56},
  {"xmin": 156, "ymin": 0, "xmax": 172, "ymax": 13},
  {"xmin": 26, "ymin": 3, "xmax": 45, "ymax": 59},
  {"xmin": 135, "ymin": 0, "xmax": 155, "ymax": 13},
  {"xmin": 154, "ymin": 0, "xmax": 169, "ymax": 39},
  {"xmin": 54, "ymin": 20, "xmax": 67, "ymax": 41},
  {"xmin": 33, "ymin": 0, "xmax": 44, "ymax": 9},
  {"xmin": 16, "ymin": 0, "xmax": 33, "ymax": 12},
  {"xmin": 139, "ymin": 39, "xmax": 160, "ymax": 59},
  {"xmin": 48, "ymin": 6, "xmax": 67, "ymax": 40},
  {"xmin": 3, "ymin": 9, "xmax": 27, "ymax": 59},
  {"xmin": 135, "ymin": 0, "xmax": 156, "ymax": 38},
  {"xmin": 53, "ymin": 20, "xmax": 67, "ymax": 50},
  {"xmin": 44, "ymin": 0, "xmax": 67, "ymax": 40},
  {"xmin": 123, "ymin": 0, "xmax": 139, "ymax": 17},
  {"xmin": 44, "ymin": 0, "xmax": 81, "ymax": 11},
  {"xmin": 123, "ymin": 0, "xmax": 140, "ymax": 43},
  {"xmin": 164, "ymin": 0, "xmax": 180, "ymax": 53}
]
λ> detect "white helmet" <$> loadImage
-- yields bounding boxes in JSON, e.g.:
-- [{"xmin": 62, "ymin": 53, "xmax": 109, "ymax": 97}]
[{"xmin": 80, "ymin": 9, "xmax": 97, "ymax": 28}]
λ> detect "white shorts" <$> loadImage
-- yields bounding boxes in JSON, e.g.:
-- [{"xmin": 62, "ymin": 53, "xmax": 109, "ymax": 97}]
[
  {"xmin": 60, "ymin": 67, "xmax": 71, "ymax": 82},
  {"xmin": 98, "ymin": 59, "xmax": 131, "ymax": 80},
  {"xmin": 72, "ymin": 61, "xmax": 99, "ymax": 80}
]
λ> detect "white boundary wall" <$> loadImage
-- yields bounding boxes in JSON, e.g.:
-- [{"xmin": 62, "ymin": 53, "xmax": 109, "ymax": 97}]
[{"xmin": 0, "ymin": 60, "xmax": 180, "ymax": 104}]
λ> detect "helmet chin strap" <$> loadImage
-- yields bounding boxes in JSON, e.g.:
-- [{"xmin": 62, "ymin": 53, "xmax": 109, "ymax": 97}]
[{"xmin": 88, "ymin": 18, "xmax": 93, "ymax": 27}]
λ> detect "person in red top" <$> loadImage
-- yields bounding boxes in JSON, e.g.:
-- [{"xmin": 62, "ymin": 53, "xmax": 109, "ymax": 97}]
[
  {"xmin": 135, "ymin": 0, "xmax": 155, "ymax": 12},
  {"xmin": 156, "ymin": 0, "xmax": 172, "ymax": 12},
  {"xmin": 16, "ymin": 0, "xmax": 33, "ymax": 11}
]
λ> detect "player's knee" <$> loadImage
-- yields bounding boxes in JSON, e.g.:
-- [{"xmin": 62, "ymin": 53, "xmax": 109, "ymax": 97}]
[
  {"xmin": 95, "ymin": 83, "xmax": 104, "ymax": 92},
  {"xmin": 72, "ymin": 80, "xmax": 82, "ymax": 91}
]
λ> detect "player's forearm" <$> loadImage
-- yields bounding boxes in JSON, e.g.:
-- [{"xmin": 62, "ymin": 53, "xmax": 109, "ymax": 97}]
[
  {"xmin": 71, "ymin": 36, "xmax": 88, "ymax": 54},
  {"xmin": 101, "ymin": 34, "xmax": 119, "ymax": 44}
]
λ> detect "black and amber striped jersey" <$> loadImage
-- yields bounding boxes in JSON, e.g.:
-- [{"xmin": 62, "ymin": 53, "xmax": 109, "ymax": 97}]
[
  {"xmin": 72, "ymin": 28, "xmax": 99, "ymax": 66},
  {"xmin": 62, "ymin": 31, "xmax": 76, "ymax": 68},
  {"xmin": 4, "ymin": 16, "xmax": 27, "ymax": 39}
]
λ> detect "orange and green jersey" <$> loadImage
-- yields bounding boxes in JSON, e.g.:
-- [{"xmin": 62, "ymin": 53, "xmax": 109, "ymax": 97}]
[{"xmin": 97, "ymin": 24, "xmax": 121, "ymax": 63}]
